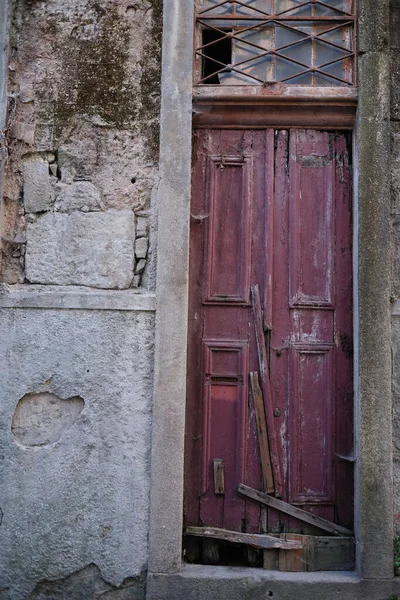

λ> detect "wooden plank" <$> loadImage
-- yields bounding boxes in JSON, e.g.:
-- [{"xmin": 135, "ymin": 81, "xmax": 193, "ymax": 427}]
[
  {"xmin": 276, "ymin": 535, "xmax": 355, "ymax": 572},
  {"xmin": 313, "ymin": 537, "xmax": 355, "ymax": 571},
  {"xmin": 263, "ymin": 550, "xmax": 279, "ymax": 570},
  {"xmin": 202, "ymin": 539, "xmax": 220, "ymax": 565},
  {"xmin": 249, "ymin": 372, "xmax": 275, "ymax": 494},
  {"xmin": 213, "ymin": 459, "xmax": 225, "ymax": 495},
  {"xmin": 251, "ymin": 284, "xmax": 284, "ymax": 497},
  {"xmin": 238, "ymin": 484, "xmax": 354, "ymax": 537},
  {"xmin": 277, "ymin": 533, "xmax": 315, "ymax": 572},
  {"xmin": 186, "ymin": 527, "xmax": 303, "ymax": 550}
]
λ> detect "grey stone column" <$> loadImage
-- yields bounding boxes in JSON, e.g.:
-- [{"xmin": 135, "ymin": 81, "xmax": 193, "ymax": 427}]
[
  {"xmin": 147, "ymin": 0, "xmax": 194, "ymax": 576},
  {"xmin": 356, "ymin": 0, "xmax": 393, "ymax": 579},
  {"xmin": 0, "ymin": 0, "xmax": 10, "ymax": 243}
]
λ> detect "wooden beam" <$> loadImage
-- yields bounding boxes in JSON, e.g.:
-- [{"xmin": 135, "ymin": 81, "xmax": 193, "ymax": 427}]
[
  {"xmin": 238, "ymin": 484, "xmax": 354, "ymax": 537},
  {"xmin": 251, "ymin": 284, "xmax": 283, "ymax": 497},
  {"xmin": 249, "ymin": 372, "xmax": 275, "ymax": 494},
  {"xmin": 186, "ymin": 527, "xmax": 302, "ymax": 550}
]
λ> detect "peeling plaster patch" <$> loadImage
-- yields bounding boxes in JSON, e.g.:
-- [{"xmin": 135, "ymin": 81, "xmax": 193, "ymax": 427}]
[
  {"xmin": 28, "ymin": 564, "xmax": 146, "ymax": 600},
  {"xmin": 12, "ymin": 392, "xmax": 84, "ymax": 448}
]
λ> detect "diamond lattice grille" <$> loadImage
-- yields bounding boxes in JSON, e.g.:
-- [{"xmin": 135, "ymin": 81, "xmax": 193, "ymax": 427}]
[{"xmin": 195, "ymin": 0, "xmax": 356, "ymax": 86}]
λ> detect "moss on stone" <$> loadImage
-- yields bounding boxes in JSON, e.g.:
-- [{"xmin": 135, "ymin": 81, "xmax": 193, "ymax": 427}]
[
  {"xmin": 52, "ymin": 1, "xmax": 138, "ymax": 135},
  {"xmin": 139, "ymin": 0, "xmax": 162, "ymax": 159},
  {"xmin": 33, "ymin": 0, "xmax": 162, "ymax": 161}
]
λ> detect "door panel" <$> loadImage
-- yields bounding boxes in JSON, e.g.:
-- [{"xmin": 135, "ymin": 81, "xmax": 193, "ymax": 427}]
[{"xmin": 184, "ymin": 128, "xmax": 353, "ymax": 540}]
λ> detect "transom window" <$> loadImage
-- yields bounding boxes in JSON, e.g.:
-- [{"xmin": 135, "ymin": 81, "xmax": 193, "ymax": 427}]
[{"xmin": 194, "ymin": 0, "xmax": 356, "ymax": 86}]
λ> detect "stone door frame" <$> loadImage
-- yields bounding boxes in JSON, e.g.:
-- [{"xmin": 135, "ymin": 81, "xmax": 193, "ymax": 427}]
[{"xmin": 147, "ymin": 0, "xmax": 394, "ymax": 595}]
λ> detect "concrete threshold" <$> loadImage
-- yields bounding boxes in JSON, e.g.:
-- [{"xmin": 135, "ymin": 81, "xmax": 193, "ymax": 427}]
[{"xmin": 147, "ymin": 564, "xmax": 400, "ymax": 600}]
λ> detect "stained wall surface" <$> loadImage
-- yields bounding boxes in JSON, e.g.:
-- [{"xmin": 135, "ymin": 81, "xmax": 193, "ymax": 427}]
[
  {"xmin": 391, "ymin": 0, "xmax": 400, "ymax": 538},
  {"xmin": 0, "ymin": 0, "xmax": 161, "ymax": 598}
]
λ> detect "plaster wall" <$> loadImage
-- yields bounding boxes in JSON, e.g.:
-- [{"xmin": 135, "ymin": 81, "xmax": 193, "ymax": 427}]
[{"xmin": 0, "ymin": 308, "xmax": 154, "ymax": 599}]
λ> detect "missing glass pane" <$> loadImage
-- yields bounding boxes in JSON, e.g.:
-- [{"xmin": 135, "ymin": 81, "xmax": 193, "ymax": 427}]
[{"xmin": 202, "ymin": 29, "xmax": 233, "ymax": 84}]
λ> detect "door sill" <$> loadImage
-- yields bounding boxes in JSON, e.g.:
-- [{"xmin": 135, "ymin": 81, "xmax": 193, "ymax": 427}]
[{"xmin": 147, "ymin": 565, "xmax": 400, "ymax": 600}]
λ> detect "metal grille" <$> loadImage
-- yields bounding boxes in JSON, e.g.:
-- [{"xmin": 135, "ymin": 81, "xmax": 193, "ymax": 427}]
[{"xmin": 195, "ymin": 0, "xmax": 356, "ymax": 86}]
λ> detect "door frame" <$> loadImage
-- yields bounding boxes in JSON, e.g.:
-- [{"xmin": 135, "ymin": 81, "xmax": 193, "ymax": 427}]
[{"xmin": 147, "ymin": 0, "xmax": 394, "ymax": 592}]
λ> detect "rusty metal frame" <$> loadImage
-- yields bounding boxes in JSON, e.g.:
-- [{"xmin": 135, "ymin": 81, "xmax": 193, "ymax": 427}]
[{"xmin": 194, "ymin": 0, "xmax": 357, "ymax": 88}]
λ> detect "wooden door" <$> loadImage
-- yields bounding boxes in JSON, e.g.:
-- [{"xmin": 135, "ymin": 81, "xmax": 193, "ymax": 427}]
[{"xmin": 184, "ymin": 129, "xmax": 353, "ymax": 555}]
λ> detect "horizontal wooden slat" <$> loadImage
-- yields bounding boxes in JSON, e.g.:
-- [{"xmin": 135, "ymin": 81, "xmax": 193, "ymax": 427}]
[
  {"xmin": 186, "ymin": 527, "xmax": 302, "ymax": 550},
  {"xmin": 238, "ymin": 484, "xmax": 353, "ymax": 537}
]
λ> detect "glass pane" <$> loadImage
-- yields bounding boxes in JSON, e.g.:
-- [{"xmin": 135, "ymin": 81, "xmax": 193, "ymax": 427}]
[
  {"xmin": 275, "ymin": 0, "xmax": 313, "ymax": 16},
  {"xmin": 219, "ymin": 27, "xmax": 274, "ymax": 84},
  {"xmin": 275, "ymin": 24, "xmax": 312, "ymax": 67},
  {"xmin": 198, "ymin": 0, "xmax": 272, "ymax": 17},
  {"xmin": 315, "ymin": 0, "xmax": 350, "ymax": 16},
  {"xmin": 315, "ymin": 72, "xmax": 342, "ymax": 85},
  {"xmin": 275, "ymin": 55, "xmax": 308, "ymax": 81}
]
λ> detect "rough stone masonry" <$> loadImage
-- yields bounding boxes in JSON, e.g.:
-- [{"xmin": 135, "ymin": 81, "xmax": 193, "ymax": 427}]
[{"xmin": 1, "ymin": 0, "xmax": 161, "ymax": 290}]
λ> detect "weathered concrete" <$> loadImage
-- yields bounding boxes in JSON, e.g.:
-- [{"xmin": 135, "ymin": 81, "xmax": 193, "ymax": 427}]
[
  {"xmin": 25, "ymin": 211, "xmax": 135, "ymax": 289},
  {"xmin": 393, "ymin": 317, "xmax": 400, "ymax": 531},
  {"xmin": 0, "ymin": 307, "xmax": 154, "ymax": 599},
  {"xmin": 392, "ymin": 0, "xmax": 400, "ymax": 539},
  {"xmin": 148, "ymin": 566, "xmax": 400, "ymax": 600},
  {"xmin": 356, "ymin": 19, "xmax": 393, "ymax": 576},
  {"xmin": 28, "ymin": 564, "xmax": 146, "ymax": 600},
  {"xmin": 147, "ymin": 0, "xmax": 194, "ymax": 578}
]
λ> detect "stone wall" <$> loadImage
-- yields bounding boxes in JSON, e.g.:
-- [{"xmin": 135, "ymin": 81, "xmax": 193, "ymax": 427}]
[
  {"xmin": 0, "ymin": 0, "xmax": 161, "ymax": 598},
  {"xmin": 1, "ymin": 0, "xmax": 161, "ymax": 290}
]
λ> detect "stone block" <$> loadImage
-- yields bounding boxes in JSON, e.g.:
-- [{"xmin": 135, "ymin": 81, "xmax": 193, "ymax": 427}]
[
  {"xmin": 11, "ymin": 121, "xmax": 35, "ymax": 145},
  {"xmin": 136, "ymin": 216, "xmax": 148, "ymax": 238},
  {"xmin": 55, "ymin": 181, "xmax": 101, "ymax": 213},
  {"xmin": 392, "ymin": 127, "xmax": 400, "ymax": 213},
  {"xmin": 393, "ymin": 217, "xmax": 400, "ymax": 292},
  {"xmin": 391, "ymin": 0, "xmax": 400, "ymax": 50},
  {"xmin": 135, "ymin": 259, "xmax": 146, "ymax": 274},
  {"xmin": 26, "ymin": 211, "xmax": 135, "ymax": 289},
  {"xmin": 358, "ymin": 0, "xmax": 389, "ymax": 53},
  {"xmin": 393, "ymin": 318, "xmax": 400, "ymax": 528},
  {"xmin": 23, "ymin": 160, "xmax": 55, "ymax": 213},
  {"xmin": 135, "ymin": 237, "xmax": 148, "ymax": 259},
  {"xmin": 392, "ymin": 51, "xmax": 400, "ymax": 120}
]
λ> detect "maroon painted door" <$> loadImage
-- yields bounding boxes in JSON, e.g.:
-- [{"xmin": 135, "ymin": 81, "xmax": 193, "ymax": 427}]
[{"xmin": 185, "ymin": 129, "xmax": 353, "ymax": 541}]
